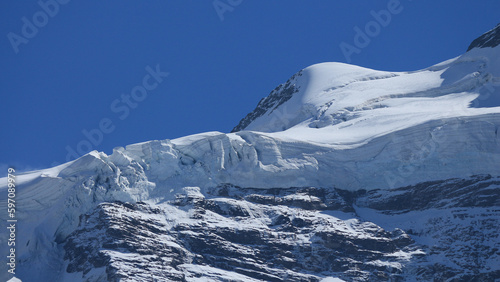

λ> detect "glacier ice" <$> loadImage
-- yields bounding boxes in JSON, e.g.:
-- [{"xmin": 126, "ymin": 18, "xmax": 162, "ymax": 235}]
[{"xmin": 1, "ymin": 27, "xmax": 500, "ymax": 281}]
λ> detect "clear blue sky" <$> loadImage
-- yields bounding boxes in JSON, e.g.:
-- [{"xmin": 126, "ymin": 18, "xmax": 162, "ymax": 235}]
[{"xmin": 1, "ymin": 0, "xmax": 499, "ymax": 173}]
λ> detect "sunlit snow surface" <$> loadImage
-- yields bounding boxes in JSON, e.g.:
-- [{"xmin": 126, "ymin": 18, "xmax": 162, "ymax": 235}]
[
  {"xmin": 245, "ymin": 47, "xmax": 500, "ymax": 140},
  {"xmin": 0, "ymin": 45, "xmax": 499, "ymax": 281}
]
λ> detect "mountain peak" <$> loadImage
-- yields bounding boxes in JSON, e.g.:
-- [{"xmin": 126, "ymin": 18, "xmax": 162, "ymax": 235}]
[
  {"xmin": 467, "ymin": 23, "xmax": 500, "ymax": 51},
  {"xmin": 231, "ymin": 62, "xmax": 397, "ymax": 133},
  {"xmin": 233, "ymin": 22, "xmax": 500, "ymax": 136},
  {"xmin": 2, "ymin": 25, "xmax": 500, "ymax": 282}
]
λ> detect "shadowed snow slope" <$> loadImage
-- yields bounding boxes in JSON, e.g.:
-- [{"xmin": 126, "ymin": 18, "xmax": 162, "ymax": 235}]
[{"xmin": 1, "ymin": 26, "xmax": 500, "ymax": 281}]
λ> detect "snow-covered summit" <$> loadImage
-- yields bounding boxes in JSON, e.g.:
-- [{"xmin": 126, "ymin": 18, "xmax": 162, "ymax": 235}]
[
  {"xmin": 232, "ymin": 39, "xmax": 500, "ymax": 147},
  {"xmin": 1, "ymin": 24, "xmax": 500, "ymax": 282}
]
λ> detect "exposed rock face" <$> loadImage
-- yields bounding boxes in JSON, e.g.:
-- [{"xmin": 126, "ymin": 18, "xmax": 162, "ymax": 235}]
[
  {"xmin": 63, "ymin": 202, "xmax": 190, "ymax": 281},
  {"xmin": 356, "ymin": 175, "xmax": 500, "ymax": 281},
  {"xmin": 357, "ymin": 174, "xmax": 500, "ymax": 211},
  {"xmin": 467, "ymin": 23, "xmax": 500, "ymax": 51},
  {"xmin": 63, "ymin": 176, "xmax": 500, "ymax": 281},
  {"xmin": 231, "ymin": 70, "xmax": 302, "ymax": 132},
  {"xmin": 3, "ymin": 23, "xmax": 500, "ymax": 282}
]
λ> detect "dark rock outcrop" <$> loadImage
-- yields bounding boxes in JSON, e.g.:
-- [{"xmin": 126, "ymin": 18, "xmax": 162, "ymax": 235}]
[
  {"xmin": 231, "ymin": 70, "xmax": 302, "ymax": 132},
  {"xmin": 467, "ymin": 23, "xmax": 500, "ymax": 51},
  {"xmin": 63, "ymin": 175, "xmax": 500, "ymax": 281}
]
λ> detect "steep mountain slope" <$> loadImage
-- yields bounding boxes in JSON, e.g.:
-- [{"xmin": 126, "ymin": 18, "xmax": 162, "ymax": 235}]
[
  {"xmin": 1, "ymin": 25, "xmax": 499, "ymax": 281},
  {"xmin": 467, "ymin": 23, "xmax": 500, "ymax": 51}
]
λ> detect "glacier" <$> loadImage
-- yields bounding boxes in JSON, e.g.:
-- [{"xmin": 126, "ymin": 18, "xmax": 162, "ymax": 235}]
[{"xmin": 1, "ymin": 24, "xmax": 499, "ymax": 281}]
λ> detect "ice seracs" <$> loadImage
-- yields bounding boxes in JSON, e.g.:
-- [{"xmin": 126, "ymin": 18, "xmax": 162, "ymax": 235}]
[{"xmin": 1, "ymin": 24, "xmax": 500, "ymax": 281}]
